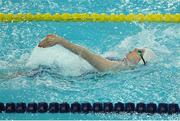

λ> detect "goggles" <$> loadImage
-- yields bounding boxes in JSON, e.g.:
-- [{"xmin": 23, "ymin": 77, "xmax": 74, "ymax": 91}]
[{"xmin": 137, "ymin": 50, "xmax": 146, "ymax": 65}]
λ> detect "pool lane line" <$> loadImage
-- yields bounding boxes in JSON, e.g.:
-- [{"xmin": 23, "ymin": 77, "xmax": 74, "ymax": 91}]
[
  {"xmin": 0, "ymin": 102, "xmax": 179, "ymax": 114},
  {"xmin": 0, "ymin": 13, "xmax": 179, "ymax": 23}
]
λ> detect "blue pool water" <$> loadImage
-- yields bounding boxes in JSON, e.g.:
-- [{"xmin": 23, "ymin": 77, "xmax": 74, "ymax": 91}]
[{"xmin": 0, "ymin": 0, "xmax": 180, "ymax": 120}]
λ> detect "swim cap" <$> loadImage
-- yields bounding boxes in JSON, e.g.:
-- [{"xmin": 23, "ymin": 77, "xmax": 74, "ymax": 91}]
[{"xmin": 139, "ymin": 48, "xmax": 157, "ymax": 64}]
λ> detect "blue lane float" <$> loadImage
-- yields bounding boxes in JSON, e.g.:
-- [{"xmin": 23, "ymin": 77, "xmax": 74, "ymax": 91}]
[
  {"xmin": 169, "ymin": 103, "xmax": 179, "ymax": 114},
  {"xmin": 49, "ymin": 102, "xmax": 59, "ymax": 113},
  {"xmin": 5, "ymin": 103, "xmax": 15, "ymax": 113},
  {"xmin": 93, "ymin": 102, "xmax": 103, "ymax": 112},
  {"xmin": 59, "ymin": 102, "xmax": 70, "ymax": 113},
  {"xmin": 147, "ymin": 103, "xmax": 157, "ymax": 114},
  {"xmin": 16, "ymin": 102, "xmax": 26, "ymax": 113},
  {"xmin": 125, "ymin": 103, "xmax": 135, "ymax": 113},
  {"xmin": 158, "ymin": 103, "xmax": 168, "ymax": 114},
  {"xmin": 0, "ymin": 103, "xmax": 4, "ymax": 113},
  {"xmin": 114, "ymin": 102, "xmax": 124, "ymax": 113},
  {"xmin": 136, "ymin": 103, "xmax": 146, "ymax": 113},
  {"xmin": 0, "ymin": 102, "xmax": 179, "ymax": 114},
  {"xmin": 37, "ymin": 102, "xmax": 48, "ymax": 113},
  {"xmin": 27, "ymin": 102, "xmax": 37, "ymax": 113},
  {"xmin": 104, "ymin": 102, "xmax": 113, "ymax": 113},
  {"xmin": 71, "ymin": 102, "xmax": 81, "ymax": 113},
  {"xmin": 81, "ymin": 102, "xmax": 92, "ymax": 113}
]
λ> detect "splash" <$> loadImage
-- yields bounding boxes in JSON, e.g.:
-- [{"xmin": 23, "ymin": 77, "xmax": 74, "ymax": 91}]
[
  {"xmin": 24, "ymin": 24, "xmax": 178, "ymax": 76},
  {"xmin": 103, "ymin": 25, "xmax": 173, "ymax": 61},
  {"xmin": 26, "ymin": 45, "xmax": 95, "ymax": 76},
  {"xmin": 118, "ymin": 29, "xmax": 169, "ymax": 53}
]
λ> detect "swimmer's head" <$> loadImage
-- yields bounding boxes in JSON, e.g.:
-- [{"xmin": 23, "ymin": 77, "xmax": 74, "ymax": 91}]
[
  {"xmin": 139, "ymin": 48, "xmax": 156, "ymax": 65},
  {"xmin": 126, "ymin": 48, "xmax": 156, "ymax": 65},
  {"xmin": 126, "ymin": 48, "xmax": 144, "ymax": 65}
]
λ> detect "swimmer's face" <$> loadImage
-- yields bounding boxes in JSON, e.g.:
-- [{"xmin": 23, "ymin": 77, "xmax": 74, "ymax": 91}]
[{"xmin": 126, "ymin": 48, "xmax": 145, "ymax": 64}]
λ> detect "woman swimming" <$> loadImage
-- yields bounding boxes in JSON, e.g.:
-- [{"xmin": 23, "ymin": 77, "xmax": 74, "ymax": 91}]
[
  {"xmin": 0, "ymin": 34, "xmax": 156, "ymax": 79},
  {"xmin": 38, "ymin": 34, "xmax": 151, "ymax": 72}
]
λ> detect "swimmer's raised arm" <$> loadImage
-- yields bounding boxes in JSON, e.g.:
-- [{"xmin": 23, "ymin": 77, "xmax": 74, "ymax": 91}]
[{"xmin": 38, "ymin": 35, "xmax": 121, "ymax": 72}]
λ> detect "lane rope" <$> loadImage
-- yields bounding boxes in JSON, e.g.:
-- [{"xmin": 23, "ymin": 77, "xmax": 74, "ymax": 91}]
[
  {"xmin": 0, "ymin": 13, "xmax": 179, "ymax": 23},
  {"xmin": 0, "ymin": 102, "xmax": 179, "ymax": 114}
]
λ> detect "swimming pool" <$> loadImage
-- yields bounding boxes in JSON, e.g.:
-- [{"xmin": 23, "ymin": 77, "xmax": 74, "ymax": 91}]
[{"xmin": 0, "ymin": 0, "xmax": 180, "ymax": 120}]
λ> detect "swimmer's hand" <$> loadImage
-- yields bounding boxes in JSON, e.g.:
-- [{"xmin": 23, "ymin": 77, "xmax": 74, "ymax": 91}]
[{"xmin": 38, "ymin": 34, "xmax": 65, "ymax": 48}]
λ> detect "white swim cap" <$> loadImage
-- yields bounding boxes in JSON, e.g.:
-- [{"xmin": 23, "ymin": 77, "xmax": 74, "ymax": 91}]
[{"xmin": 139, "ymin": 48, "xmax": 157, "ymax": 64}]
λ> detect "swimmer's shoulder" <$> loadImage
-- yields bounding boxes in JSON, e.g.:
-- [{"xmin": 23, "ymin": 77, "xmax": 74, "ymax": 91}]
[{"xmin": 111, "ymin": 58, "xmax": 136, "ymax": 71}]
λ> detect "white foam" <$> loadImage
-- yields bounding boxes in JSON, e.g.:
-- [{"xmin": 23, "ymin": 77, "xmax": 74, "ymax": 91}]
[
  {"xmin": 104, "ymin": 27, "xmax": 172, "ymax": 63},
  {"xmin": 117, "ymin": 29, "xmax": 170, "ymax": 54},
  {"xmin": 26, "ymin": 46, "xmax": 95, "ymax": 76}
]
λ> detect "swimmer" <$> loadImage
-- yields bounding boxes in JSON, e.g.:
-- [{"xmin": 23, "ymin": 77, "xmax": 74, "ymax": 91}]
[{"xmin": 38, "ymin": 34, "xmax": 154, "ymax": 72}]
